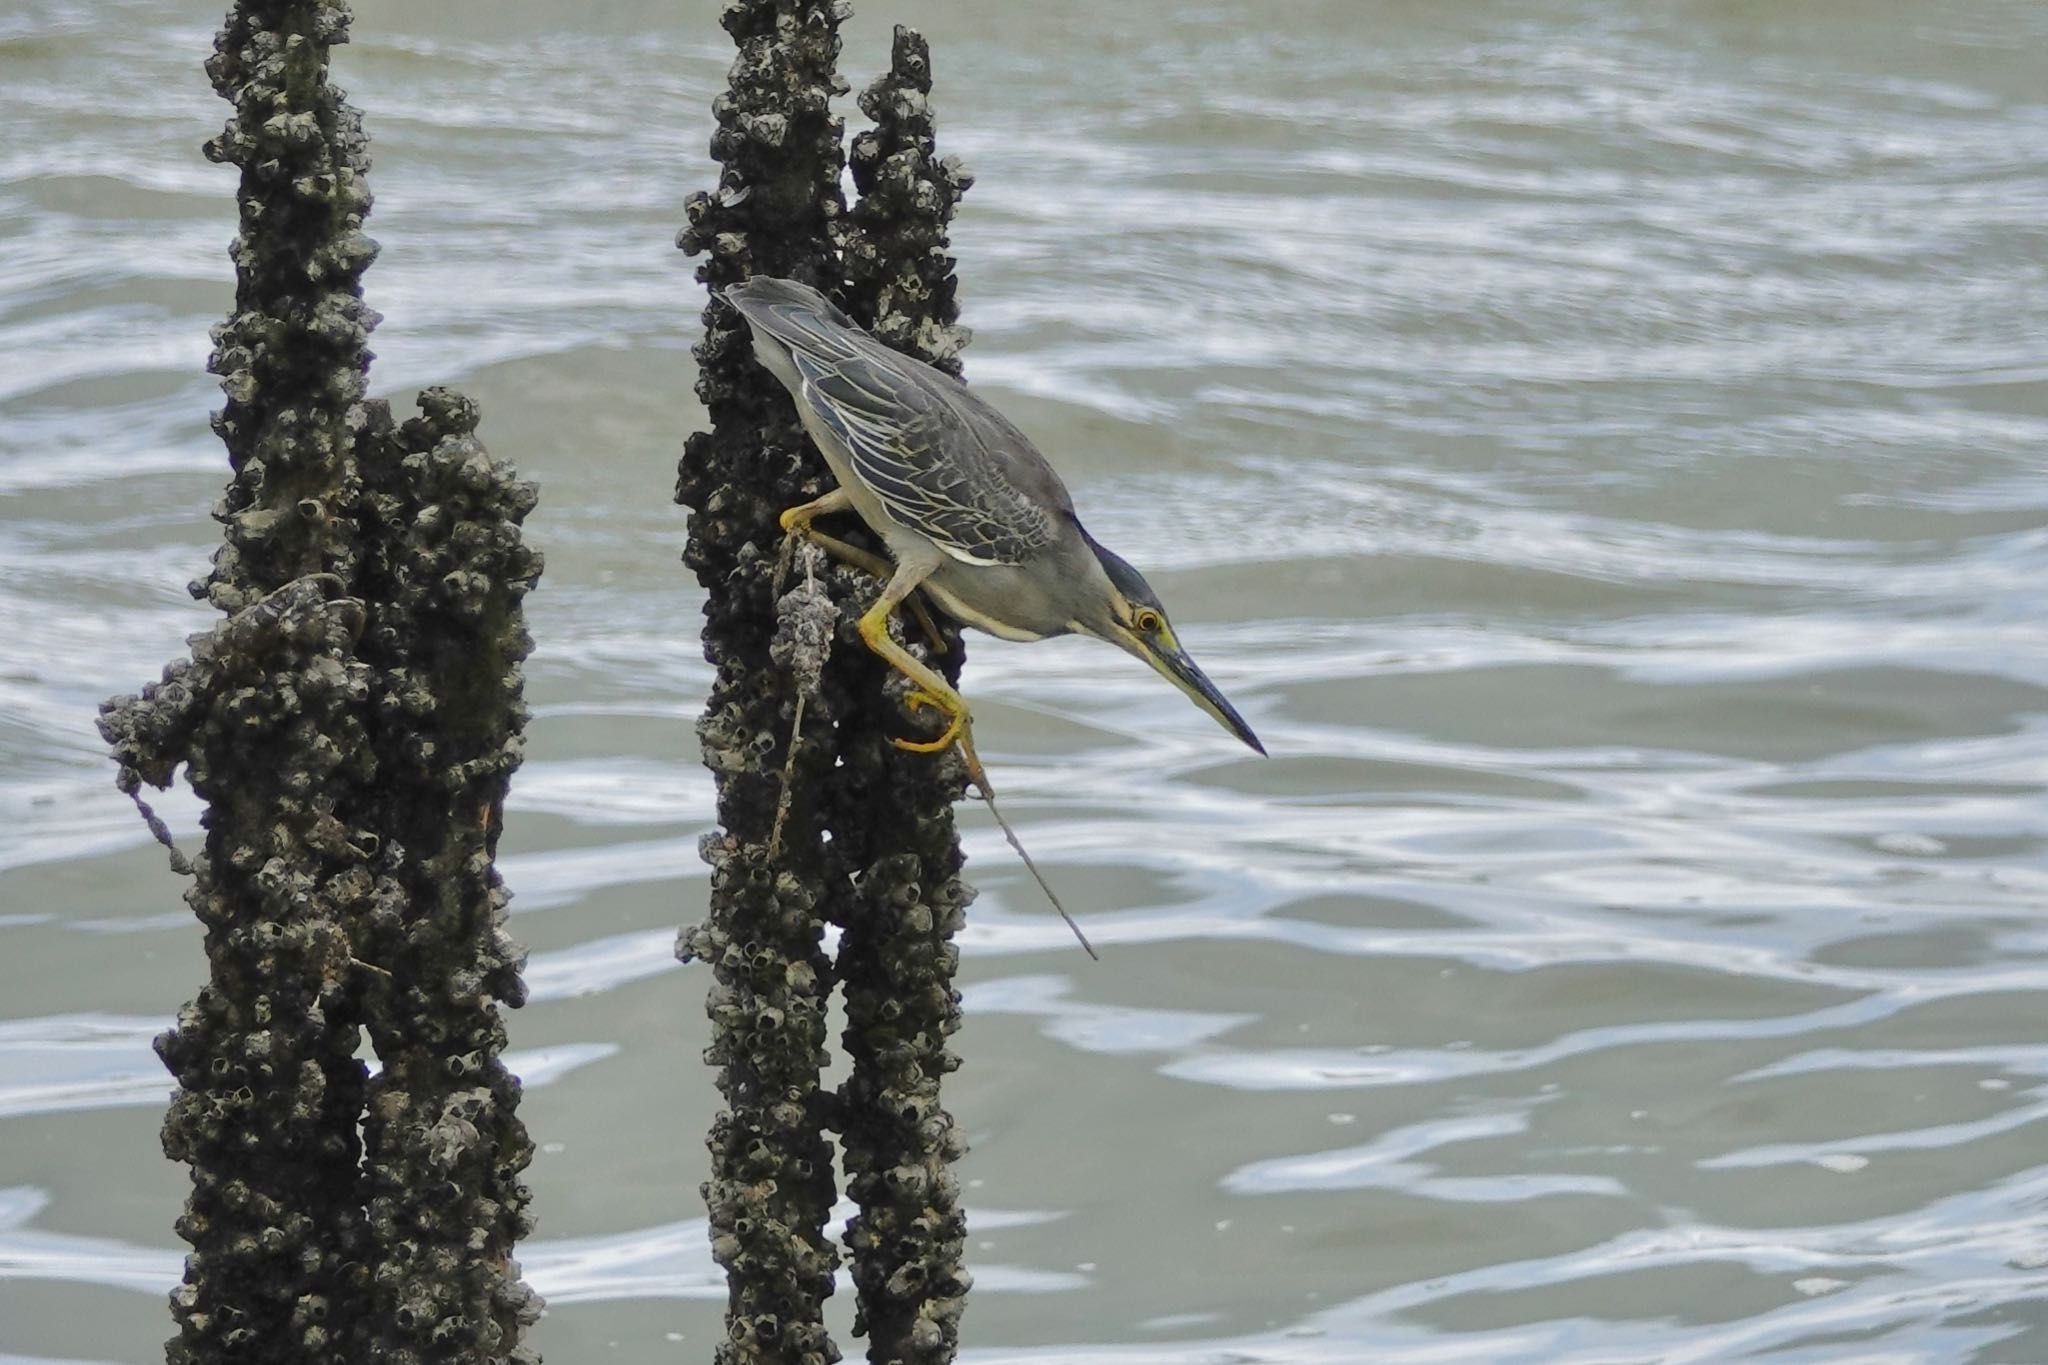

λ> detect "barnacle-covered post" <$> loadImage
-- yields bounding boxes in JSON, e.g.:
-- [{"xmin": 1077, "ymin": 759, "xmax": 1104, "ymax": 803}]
[
  {"xmin": 99, "ymin": 3, "xmax": 540, "ymax": 1361},
  {"xmin": 104, "ymin": 3, "xmax": 385, "ymax": 1357},
  {"xmin": 351, "ymin": 390, "xmax": 544, "ymax": 1362},
  {"xmin": 104, "ymin": 579, "xmax": 377, "ymax": 1364},
  {"xmin": 828, "ymin": 27, "xmax": 978, "ymax": 1365},
  {"xmin": 673, "ymin": 1, "xmax": 856, "ymax": 1361}
]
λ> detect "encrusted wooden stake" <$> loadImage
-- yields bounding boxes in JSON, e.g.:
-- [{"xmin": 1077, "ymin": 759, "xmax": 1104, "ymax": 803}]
[
  {"xmin": 99, "ymin": 4, "xmax": 542, "ymax": 1360},
  {"xmin": 676, "ymin": 8, "xmax": 979, "ymax": 1364}
]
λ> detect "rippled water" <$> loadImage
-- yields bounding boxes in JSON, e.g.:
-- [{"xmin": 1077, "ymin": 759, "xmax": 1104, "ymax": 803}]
[{"xmin": 5, "ymin": 0, "xmax": 2048, "ymax": 1360}]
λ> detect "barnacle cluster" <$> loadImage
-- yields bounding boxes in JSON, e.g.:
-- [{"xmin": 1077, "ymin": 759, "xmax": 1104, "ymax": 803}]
[
  {"xmin": 678, "ymin": 7, "xmax": 977, "ymax": 1362},
  {"xmin": 676, "ymin": 3, "xmax": 857, "ymax": 1360},
  {"xmin": 841, "ymin": 27, "xmax": 974, "ymax": 379},
  {"xmin": 829, "ymin": 27, "xmax": 978, "ymax": 1365},
  {"xmin": 100, "ymin": 3, "xmax": 541, "ymax": 1360}
]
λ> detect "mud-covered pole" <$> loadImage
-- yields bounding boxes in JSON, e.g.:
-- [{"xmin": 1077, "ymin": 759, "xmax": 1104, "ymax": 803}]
[
  {"xmin": 99, "ymin": 3, "xmax": 541, "ymax": 1361},
  {"xmin": 829, "ymin": 27, "xmax": 978, "ymax": 1365},
  {"xmin": 674, "ymin": 1, "xmax": 856, "ymax": 1361}
]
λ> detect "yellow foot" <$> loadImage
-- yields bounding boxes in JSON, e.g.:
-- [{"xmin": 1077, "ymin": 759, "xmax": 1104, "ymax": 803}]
[
  {"xmin": 891, "ymin": 695, "xmax": 992, "ymax": 797},
  {"xmin": 890, "ymin": 690, "xmax": 967, "ymax": 754}
]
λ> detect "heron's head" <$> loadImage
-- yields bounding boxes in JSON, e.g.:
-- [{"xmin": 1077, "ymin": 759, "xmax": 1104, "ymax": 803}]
[{"xmin": 1073, "ymin": 533, "xmax": 1265, "ymax": 756}]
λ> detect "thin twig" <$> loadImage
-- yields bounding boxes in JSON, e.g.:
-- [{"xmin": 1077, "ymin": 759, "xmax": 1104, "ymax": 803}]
[
  {"xmin": 768, "ymin": 544, "xmax": 828, "ymax": 860},
  {"xmin": 767, "ymin": 689, "xmax": 808, "ymax": 861},
  {"xmin": 970, "ymin": 778, "xmax": 1097, "ymax": 960}
]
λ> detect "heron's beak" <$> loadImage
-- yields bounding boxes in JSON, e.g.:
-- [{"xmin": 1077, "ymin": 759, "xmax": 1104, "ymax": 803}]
[{"xmin": 1120, "ymin": 624, "xmax": 1266, "ymax": 756}]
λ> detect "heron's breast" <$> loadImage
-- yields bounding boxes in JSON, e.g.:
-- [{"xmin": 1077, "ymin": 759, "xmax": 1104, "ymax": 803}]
[{"xmin": 920, "ymin": 562, "xmax": 1071, "ymax": 643}]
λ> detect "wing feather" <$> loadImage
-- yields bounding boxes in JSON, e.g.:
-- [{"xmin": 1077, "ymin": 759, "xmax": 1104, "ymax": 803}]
[
  {"xmin": 788, "ymin": 348, "xmax": 1059, "ymax": 566},
  {"xmin": 726, "ymin": 278, "xmax": 1064, "ymax": 565}
]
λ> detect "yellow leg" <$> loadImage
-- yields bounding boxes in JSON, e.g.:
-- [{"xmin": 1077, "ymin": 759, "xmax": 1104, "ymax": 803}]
[
  {"xmin": 778, "ymin": 490, "xmax": 948, "ymax": 653},
  {"xmin": 858, "ymin": 561, "xmax": 989, "ymax": 796},
  {"xmin": 801, "ymin": 529, "xmax": 895, "ymax": 581}
]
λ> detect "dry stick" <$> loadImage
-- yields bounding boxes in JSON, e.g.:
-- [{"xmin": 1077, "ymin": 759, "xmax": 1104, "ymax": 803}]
[
  {"xmin": 966, "ymin": 766, "xmax": 1099, "ymax": 961},
  {"xmin": 768, "ymin": 689, "xmax": 810, "ymax": 862},
  {"xmin": 768, "ymin": 547, "xmax": 824, "ymax": 860}
]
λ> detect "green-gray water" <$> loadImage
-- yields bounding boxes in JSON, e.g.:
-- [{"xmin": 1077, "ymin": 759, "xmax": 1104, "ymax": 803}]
[{"xmin": 5, "ymin": 1, "xmax": 2047, "ymax": 1360}]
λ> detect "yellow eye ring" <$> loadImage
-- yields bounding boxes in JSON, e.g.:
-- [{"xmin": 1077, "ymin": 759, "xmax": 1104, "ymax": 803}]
[{"xmin": 1133, "ymin": 608, "xmax": 1164, "ymax": 634}]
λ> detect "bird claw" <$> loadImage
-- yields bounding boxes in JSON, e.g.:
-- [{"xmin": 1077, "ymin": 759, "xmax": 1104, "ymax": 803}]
[{"xmin": 891, "ymin": 690, "xmax": 966, "ymax": 754}]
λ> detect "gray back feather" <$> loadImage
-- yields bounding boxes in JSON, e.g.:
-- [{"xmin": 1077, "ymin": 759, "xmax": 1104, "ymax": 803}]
[{"xmin": 724, "ymin": 277, "xmax": 1074, "ymax": 566}]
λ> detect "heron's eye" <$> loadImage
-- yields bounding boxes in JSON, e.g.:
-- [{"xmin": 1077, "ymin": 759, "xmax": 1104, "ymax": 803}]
[{"xmin": 1133, "ymin": 608, "xmax": 1164, "ymax": 635}]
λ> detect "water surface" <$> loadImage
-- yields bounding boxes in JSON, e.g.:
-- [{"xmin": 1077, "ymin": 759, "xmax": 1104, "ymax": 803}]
[{"xmin": 3, "ymin": 1, "xmax": 2047, "ymax": 1360}]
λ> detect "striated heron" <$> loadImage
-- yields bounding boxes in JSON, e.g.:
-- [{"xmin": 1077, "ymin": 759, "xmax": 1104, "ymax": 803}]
[{"xmin": 724, "ymin": 275, "xmax": 1264, "ymax": 795}]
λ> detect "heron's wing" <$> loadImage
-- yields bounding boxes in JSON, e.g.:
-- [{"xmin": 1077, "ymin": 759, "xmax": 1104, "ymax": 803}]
[
  {"xmin": 727, "ymin": 280, "xmax": 1066, "ymax": 565},
  {"xmin": 793, "ymin": 350, "xmax": 1064, "ymax": 565}
]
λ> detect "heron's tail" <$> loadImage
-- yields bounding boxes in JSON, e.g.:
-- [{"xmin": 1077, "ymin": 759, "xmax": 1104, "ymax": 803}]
[{"xmin": 720, "ymin": 276, "xmax": 861, "ymax": 357}]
